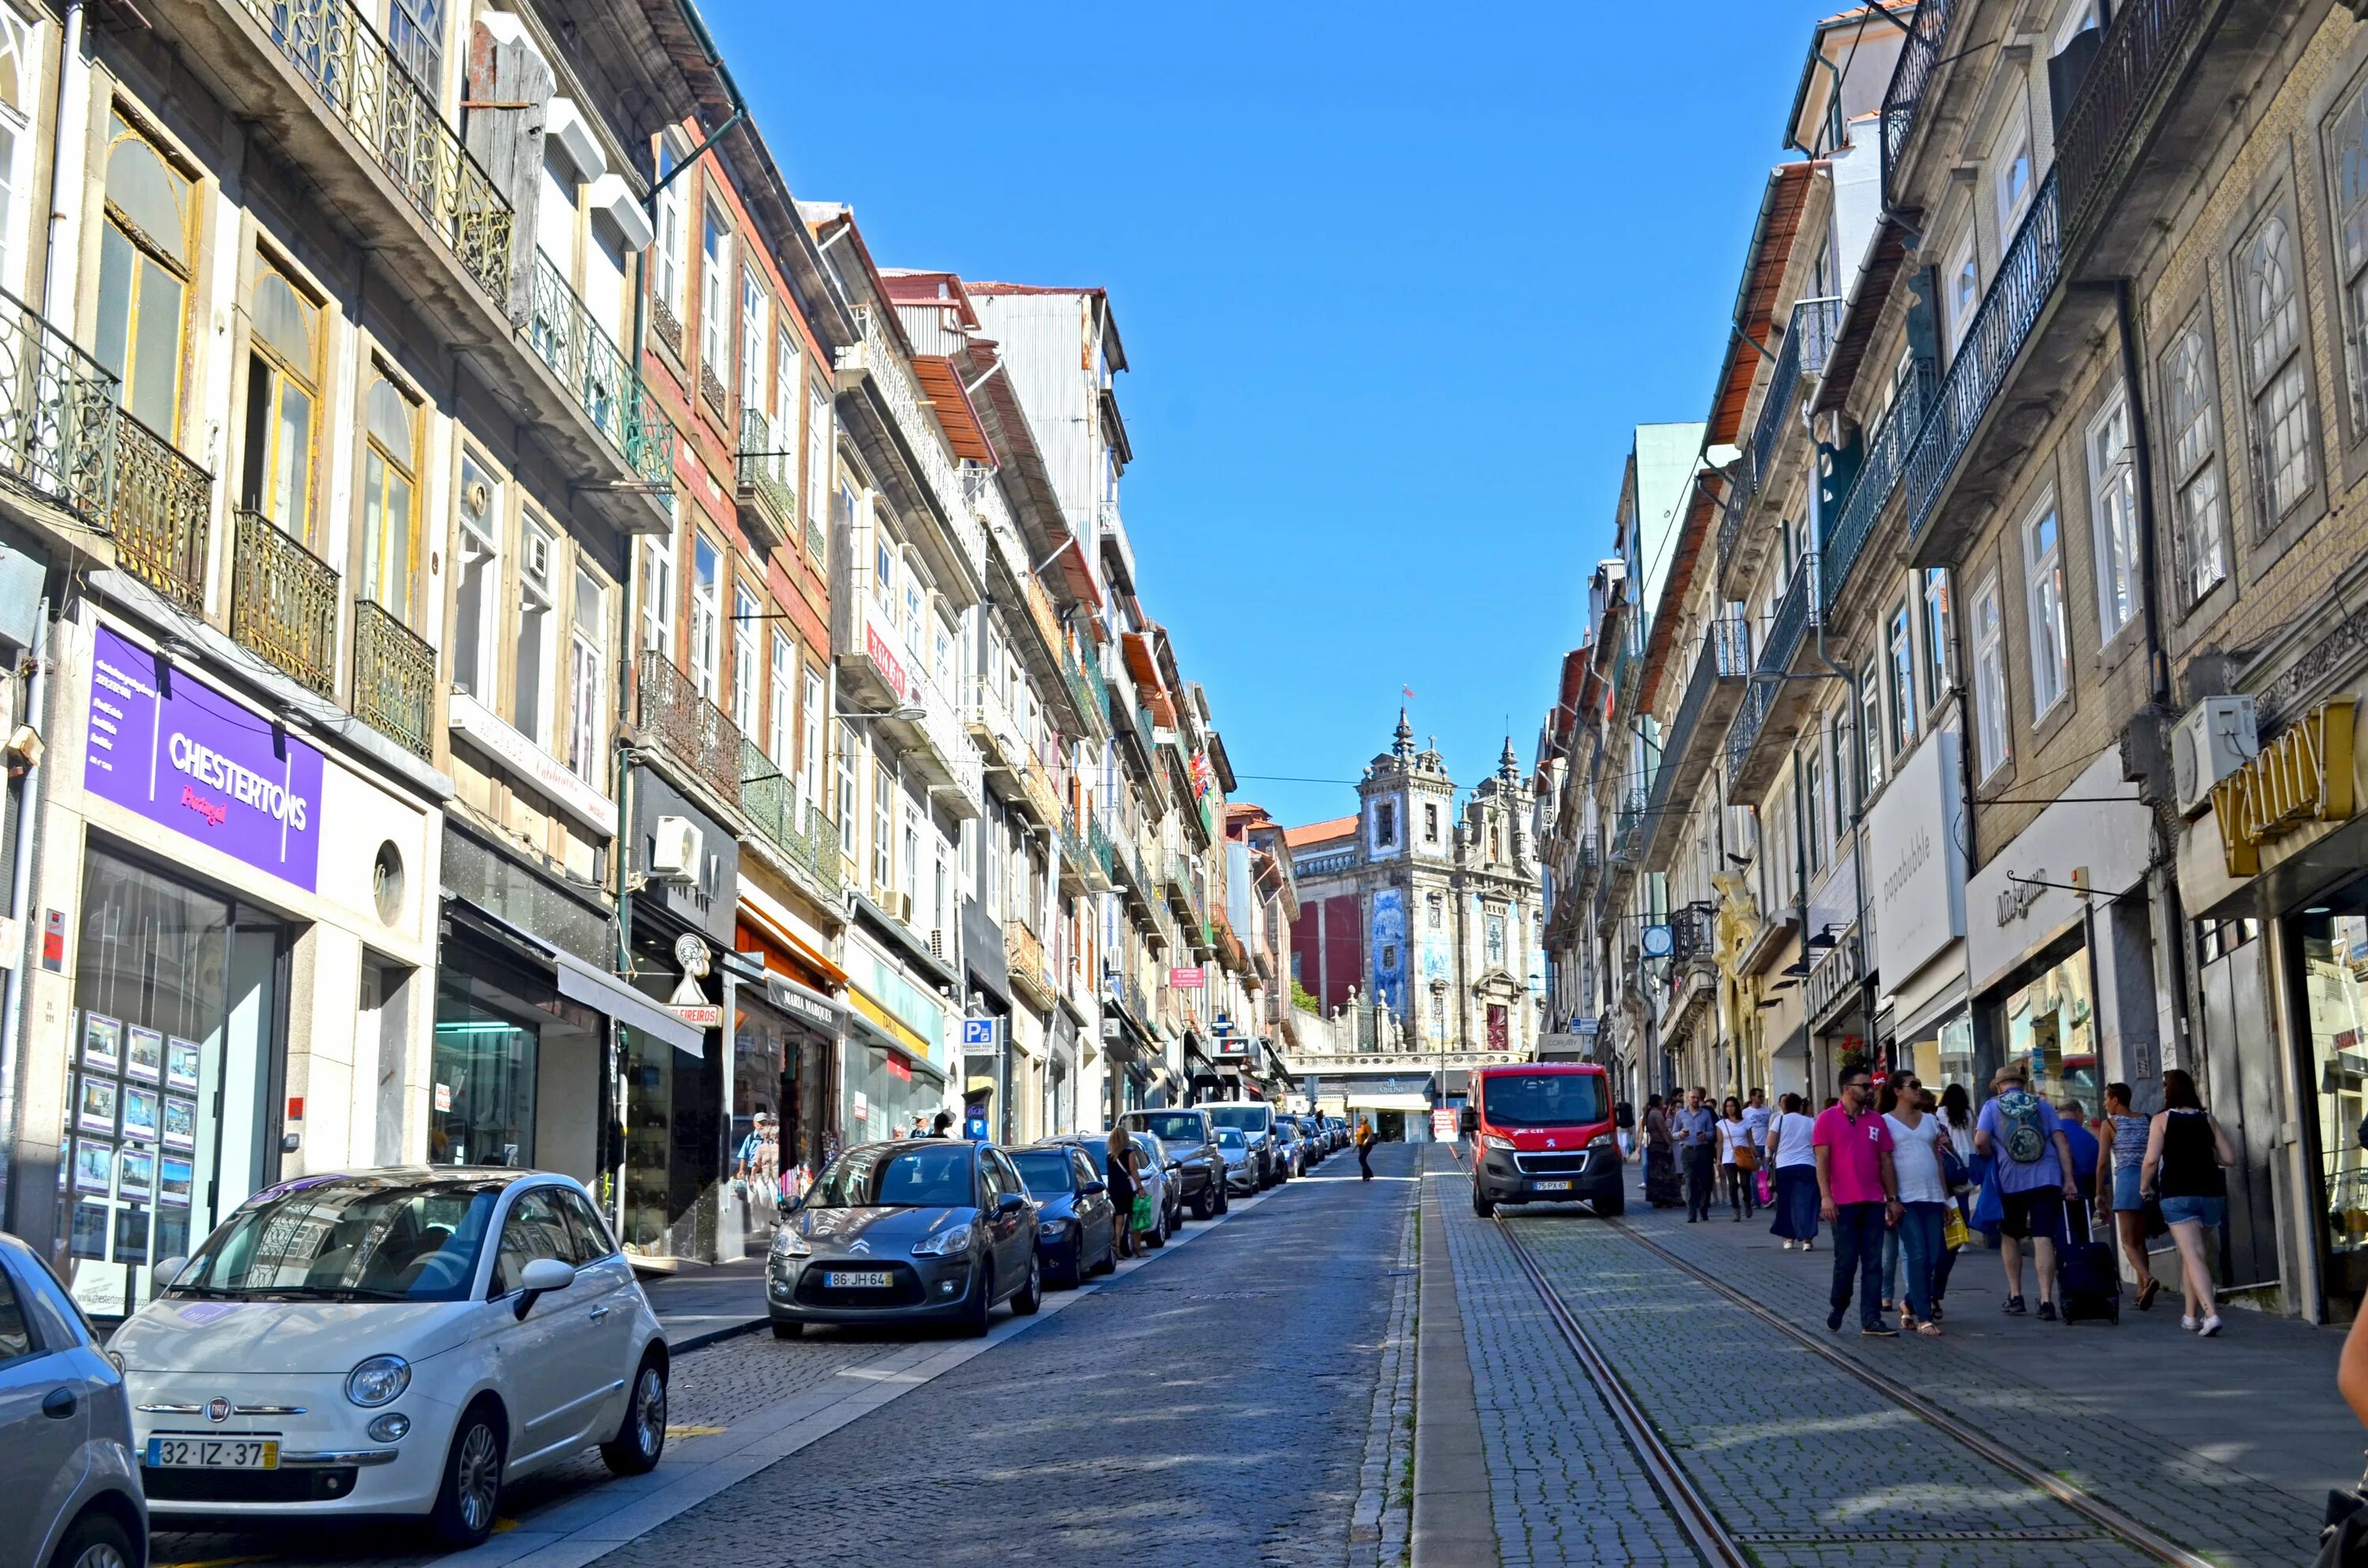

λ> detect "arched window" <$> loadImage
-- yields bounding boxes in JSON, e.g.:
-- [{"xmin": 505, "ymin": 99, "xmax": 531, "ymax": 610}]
[
  {"xmin": 2239, "ymin": 212, "xmax": 2313, "ymax": 522},
  {"xmin": 241, "ymin": 264, "xmax": 321, "ymax": 542},
  {"xmin": 94, "ymin": 111, "xmax": 193, "ymax": 435},
  {"xmin": 361, "ymin": 372, "xmax": 422, "ymax": 619}
]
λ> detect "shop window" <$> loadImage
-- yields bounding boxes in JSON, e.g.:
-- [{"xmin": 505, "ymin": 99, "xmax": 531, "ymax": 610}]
[
  {"xmin": 429, "ymin": 979, "xmax": 536, "ymax": 1169},
  {"xmin": 240, "ymin": 263, "xmax": 321, "ymax": 546},
  {"xmin": 1995, "ymin": 945, "xmax": 2098, "ymax": 1114},
  {"xmin": 95, "ymin": 110, "xmax": 194, "ymax": 438},
  {"xmin": 452, "ymin": 454, "xmax": 500, "ymax": 699},
  {"xmin": 361, "ymin": 372, "xmax": 423, "ymax": 621},
  {"xmin": 62, "ymin": 849, "xmax": 283, "ymax": 1316},
  {"xmin": 2293, "ymin": 905, "xmax": 2368, "ymax": 1273}
]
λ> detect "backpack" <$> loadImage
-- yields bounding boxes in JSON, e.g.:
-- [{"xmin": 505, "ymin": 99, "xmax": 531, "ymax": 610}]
[{"xmin": 1997, "ymin": 1089, "xmax": 2048, "ymax": 1164}]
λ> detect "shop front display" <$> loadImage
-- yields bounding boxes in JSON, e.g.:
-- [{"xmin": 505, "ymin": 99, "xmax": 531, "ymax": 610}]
[
  {"xmin": 728, "ymin": 983, "xmax": 834, "ymax": 1252},
  {"xmin": 62, "ymin": 848, "xmax": 287, "ymax": 1315},
  {"xmin": 429, "ymin": 978, "xmax": 538, "ymax": 1168},
  {"xmin": 2287, "ymin": 895, "xmax": 2368, "ymax": 1302}
]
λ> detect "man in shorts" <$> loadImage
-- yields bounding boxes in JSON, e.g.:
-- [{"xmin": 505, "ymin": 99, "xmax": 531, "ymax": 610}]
[{"xmin": 1973, "ymin": 1065, "xmax": 2080, "ymax": 1320}]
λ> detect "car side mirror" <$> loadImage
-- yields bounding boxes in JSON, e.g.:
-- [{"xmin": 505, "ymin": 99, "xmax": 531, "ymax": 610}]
[
  {"xmin": 996, "ymin": 1192, "xmax": 1027, "ymax": 1215},
  {"xmin": 152, "ymin": 1256, "xmax": 189, "ymax": 1296},
  {"xmin": 1459, "ymin": 1109, "xmax": 1479, "ymax": 1136},
  {"xmin": 515, "ymin": 1256, "xmax": 576, "ymax": 1319},
  {"xmin": 1081, "ymin": 1181, "xmax": 1107, "ymax": 1196}
]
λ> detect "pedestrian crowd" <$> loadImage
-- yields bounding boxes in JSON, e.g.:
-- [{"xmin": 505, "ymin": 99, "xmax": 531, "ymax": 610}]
[{"xmin": 1629, "ymin": 1061, "xmax": 2238, "ymax": 1340}]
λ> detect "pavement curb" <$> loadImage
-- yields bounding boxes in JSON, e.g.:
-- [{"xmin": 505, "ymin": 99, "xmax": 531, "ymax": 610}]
[
  {"xmin": 1411, "ymin": 1149, "xmax": 1497, "ymax": 1568},
  {"xmin": 665, "ymin": 1317, "xmax": 770, "ymax": 1354}
]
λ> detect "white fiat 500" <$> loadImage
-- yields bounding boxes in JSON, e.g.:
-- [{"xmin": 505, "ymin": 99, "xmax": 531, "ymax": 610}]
[{"xmin": 111, "ymin": 1168, "xmax": 669, "ymax": 1548}]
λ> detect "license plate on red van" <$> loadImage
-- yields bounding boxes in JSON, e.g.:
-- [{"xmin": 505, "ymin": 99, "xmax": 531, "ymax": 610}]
[{"xmin": 1532, "ymin": 1180, "xmax": 1573, "ymax": 1192}]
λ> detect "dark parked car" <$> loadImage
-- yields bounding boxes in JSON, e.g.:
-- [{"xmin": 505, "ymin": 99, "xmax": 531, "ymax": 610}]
[
  {"xmin": 768, "ymin": 1141, "xmax": 1041, "ymax": 1338},
  {"xmin": 1051, "ymin": 1135, "xmax": 1178, "ymax": 1246},
  {"xmin": 1287, "ymin": 1116, "xmax": 1325, "ymax": 1167},
  {"xmin": 1272, "ymin": 1118, "xmax": 1308, "ymax": 1178},
  {"xmin": 2, "ymin": 1229, "xmax": 144, "ymax": 1568},
  {"xmin": 1009, "ymin": 1143, "xmax": 1118, "ymax": 1288},
  {"xmin": 1118, "ymin": 1109, "xmax": 1228, "ymax": 1219}
]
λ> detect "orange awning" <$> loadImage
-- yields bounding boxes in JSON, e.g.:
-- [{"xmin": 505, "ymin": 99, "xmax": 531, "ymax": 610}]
[{"xmin": 1122, "ymin": 631, "xmax": 1178, "ymax": 728}]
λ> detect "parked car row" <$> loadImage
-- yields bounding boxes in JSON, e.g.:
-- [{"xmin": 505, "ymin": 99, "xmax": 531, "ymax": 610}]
[{"xmin": 6, "ymin": 1166, "xmax": 676, "ymax": 1566}]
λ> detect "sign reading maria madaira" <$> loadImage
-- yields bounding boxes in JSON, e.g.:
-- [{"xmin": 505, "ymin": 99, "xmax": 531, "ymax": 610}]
[{"xmin": 85, "ymin": 625, "xmax": 326, "ymax": 891}]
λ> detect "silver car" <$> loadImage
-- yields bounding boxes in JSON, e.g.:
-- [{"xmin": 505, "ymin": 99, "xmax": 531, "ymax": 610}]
[{"xmin": 1, "ymin": 1229, "xmax": 144, "ymax": 1568}]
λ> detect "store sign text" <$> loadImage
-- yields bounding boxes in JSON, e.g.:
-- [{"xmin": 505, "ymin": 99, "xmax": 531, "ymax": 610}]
[
  {"xmin": 2212, "ymin": 698, "xmax": 2355, "ymax": 878},
  {"xmin": 85, "ymin": 627, "xmax": 324, "ymax": 891}
]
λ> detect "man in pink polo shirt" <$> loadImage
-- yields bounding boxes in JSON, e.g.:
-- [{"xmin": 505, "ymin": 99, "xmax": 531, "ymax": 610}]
[{"xmin": 1814, "ymin": 1065, "xmax": 1903, "ymax": 1338}]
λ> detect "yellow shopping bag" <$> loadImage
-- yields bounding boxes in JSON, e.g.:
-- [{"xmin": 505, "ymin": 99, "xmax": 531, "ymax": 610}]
[{"xmin": 1943, "ymin": 1205, "xmax": 1970, "ymax": 1252}]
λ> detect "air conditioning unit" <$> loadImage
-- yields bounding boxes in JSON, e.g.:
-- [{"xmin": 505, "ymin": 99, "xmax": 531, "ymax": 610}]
[
  {"xmin": 650, "ymin": 817, "xmax": 703, "ymax": 883},
  {"xmin": 2171, "ymin": 697, "xmax": 2258, "ymax": 818},
  {"xmin": 881, "ymin": 889, "xmax": 912, "ymax": 922},
  {"xmin": 928, "ymin": 928, "xmax": 946, "ymax": 960}
]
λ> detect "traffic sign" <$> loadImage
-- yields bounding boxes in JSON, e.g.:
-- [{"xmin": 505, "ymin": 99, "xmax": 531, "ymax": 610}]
[{"xmin": 961, "ymin": 1017, "xmax": 1000, "ymax": 1047}]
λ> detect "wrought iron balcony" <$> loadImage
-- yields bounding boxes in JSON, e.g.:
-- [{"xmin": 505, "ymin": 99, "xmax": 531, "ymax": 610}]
[
  {"xmin": 352, "ymin": 597, "xmax": 434, "ymax": 756},
  {"xmin": 1714, "ymin": 464, "xmax": 1755, "ymax": 589},
  {"xmin": 844, "ymin": 306, "xmax": 985, "ymax": 581},
  {"xmin": 733, "ymin": 406, "xmax": 799, "ymax": 558},
  {"xmin": 110, "ymin": 410, "xmax": 209, "ymax": 612},
  {"xmin": 1905, "ymin": 170, "xmax": 2061, "ymax": 548},
  {"xmin": 1088, "ymin": 819, "xmax": 1117, "ymax": 886},
  {"xmin": 1609, "ymin": 788, "xmax": 1646, "ymax": 864},
  {"xmin": 1750, "ymin": 295, "xmax": 1843, "ymax": 486},
  {"xmin": 230, "ymin": 509, "xmax": 339, "ymax": 698},
  {"xmin": 740, "ymin": 737, "xmax": 841, "ymax": 895},
  {"xmin": 1726, "ymin": 676, "xmax": 1778, "ymax": 788},
  {"xmin": 638, "ymin": 649, "xmax": 744, "ymax": 810},
  {"xmin": 1759, "ymin": 553, "xmax": 1819, "ymax": 677},
  {"xmin": 1006, "ymin": 918, "xmax": 1055, "ymax": 1010},
  {"xmin": 1578, "ymin": 830, "xmax": 1601, "ymax": 872},
  {"xmin": 1017, "ymin": 749, "xmax": 1065, "ymax": 829},
  {"xmin": 234, "ymin": 0, "xmax": 513, "ymax": 301},
  {"xmin": 0, "ymin": 287, "xmax": 114, "ymax": 528},
  {"xmin": 526, "ymin": 253, "xmax": 674, "ymax": 499},
  {"xmin": 2056, "ymin": 0, "xmax": 2216, "ymax": 256},
  {"xmin": 1819, "ymin": 369, "xmax": 1929, "ymax": 612},
  {"xmin": 1880, "ymin": 0, "xmax": 1958, "ymax": 206},
  {"xmin": 1642, "ymin": 619, "xmax": 1750, "ymax": 872}
]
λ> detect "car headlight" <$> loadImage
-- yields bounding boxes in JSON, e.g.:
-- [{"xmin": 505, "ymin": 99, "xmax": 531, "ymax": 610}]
[
  {"xmin": 345, "ymin": 1355, "xmax": 410, "ymax": 1408},
  {"xmin": 1037, "ymin": 1219, "xmax": 1070, "ymax": 1240},
  {"xmin": 911, "ymin": 1222, "xmax": 975, "ymax": 1257},
  {"xmin": 770, "ymin": 1227, "xmax": 811, "ymax": 1259},
  {"xmin": 1587, "ymin": 1133, "xmax": 1616, "ymax": 1151},
  {"xmin": 1482, "ymin": 1133, "xmax": 1516, "ymax": 1151}
]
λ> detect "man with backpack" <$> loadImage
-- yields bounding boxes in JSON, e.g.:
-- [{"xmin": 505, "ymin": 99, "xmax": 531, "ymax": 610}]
[{"xmin": 1973, "ymin": 1064, "xmax": 2081, "ymax": 1320}]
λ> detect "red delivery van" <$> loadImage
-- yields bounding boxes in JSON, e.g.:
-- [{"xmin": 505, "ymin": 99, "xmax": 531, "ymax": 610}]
[{"xmin": 1459, "ymin": 1062, "xmax": 1621, "ymax": 1218}]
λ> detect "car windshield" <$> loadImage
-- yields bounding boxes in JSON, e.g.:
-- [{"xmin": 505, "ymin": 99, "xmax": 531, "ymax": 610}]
[
  {"xmin": 809, "ymin": 1144, "xmax": 976, "ymax": 1209},
  {"xmin": 1132, "ymin": 1112, "xmax": 1205, "ymax": 1143},
  {"xmin": 1010, "ymin": 1151, "xmax": 1077, "ymax": 1198},
  {"xmin": 1205, "ymin": 1106, "xmax": 1270, "ymax": 1135},
  {"xmin": 1216, "ymin": 1128, "xmax": 1246, "ymax": 1149},
  {"xmin": 1483, "ymin": 1072, "xmax": 1607, "ymax": 1128},
  {"xmin": 168, "ymin": 1176, "xmax": 500, "ymax": 1303}
]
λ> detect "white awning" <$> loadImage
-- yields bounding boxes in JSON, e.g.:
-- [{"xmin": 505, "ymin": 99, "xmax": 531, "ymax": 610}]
[
  {"xmin": 552, "ymin": 949, "xmax": 703, "ymax": 1057},
  {"xmin": 1343, "ymin": 1092, "xmax": 1432, "ymax": 1112}
]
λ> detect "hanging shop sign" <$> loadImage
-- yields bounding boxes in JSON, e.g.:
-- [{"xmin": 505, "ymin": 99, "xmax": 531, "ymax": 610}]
[
  {"xmin": 86, "ymin": 626, "xmax": 324, "ymax": 891},
  {"xmin": 2213, "ymin": 698, "xmax": 2356, "ymax": 878}
]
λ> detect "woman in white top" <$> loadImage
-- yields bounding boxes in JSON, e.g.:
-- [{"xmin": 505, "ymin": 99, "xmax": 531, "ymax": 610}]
[
  {"xmin": 1880, "ymin": 1070, "xmax": 1949, "ymax": 1336},
  {"xmin": 1765, "ymin": 1094, "xmax": 1819, "ymax": 1249},
  {"xmin": 1714, "ymin": 1096, "xmax": 1757, "ymax": 1222}
]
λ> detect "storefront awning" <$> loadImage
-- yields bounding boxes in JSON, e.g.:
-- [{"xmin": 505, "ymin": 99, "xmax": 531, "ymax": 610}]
[
  {"xmin": 551, "ymin": 949, "xmax": 704, "ymax": 1058},
  {"xmin": 444, "ymin": 893, "xmax": 703, "ymax": 1057},
  {"xmin": 846, "ymin": 1004, "xmax": 946, "ymax": 1084}
]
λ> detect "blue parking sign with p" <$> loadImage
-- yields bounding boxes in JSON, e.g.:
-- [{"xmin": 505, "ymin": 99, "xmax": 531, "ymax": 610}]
[{"xmin": 962, "ymin": 1018, "xmax": 998, "ymax": 1047}]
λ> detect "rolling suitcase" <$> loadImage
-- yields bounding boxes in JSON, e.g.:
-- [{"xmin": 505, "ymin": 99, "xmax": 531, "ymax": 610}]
[{"xmin": 2055, "ymin": 1196, "xmax": 2120, "ymax": 1324}]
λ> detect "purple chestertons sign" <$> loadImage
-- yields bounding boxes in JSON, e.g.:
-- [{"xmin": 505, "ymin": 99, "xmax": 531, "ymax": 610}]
[{"xmin": 85, "ymin": 625, "xmax": 324, "ymax": 891}]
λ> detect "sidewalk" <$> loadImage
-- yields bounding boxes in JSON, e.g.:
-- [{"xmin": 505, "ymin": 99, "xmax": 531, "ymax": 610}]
[
  {"xmin": 635, "ymin": 1257, "xmax": 770, "ymax": 1350},
  {"xmin": 1609, "ymin": 1195, "xmax": 2352, "ymax": 1563}
]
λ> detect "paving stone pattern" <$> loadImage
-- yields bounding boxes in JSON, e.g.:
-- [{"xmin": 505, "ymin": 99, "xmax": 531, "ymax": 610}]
[
  {"xmin": 587, "ymin": 1143, "xmax": 1423, "ymax": 1568},
  {"xmin": 1431, "ymin": 1154, "xmax": 1694, "ymax": 1568},
  {"xmin": 1348, "ymin": 1184, "xmax": 1418, "ymax": 1568},
  {"xmin": 1497, "ymin": 1203, "xmax": 2152, "ymax": 1568},
  {"xmin": 1611, "ymin": 1200, "xmax": 2332, "ymax": 1567}
]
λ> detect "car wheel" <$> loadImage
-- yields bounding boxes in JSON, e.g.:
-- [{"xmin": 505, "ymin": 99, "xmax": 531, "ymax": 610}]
[
  {"xmin": 1145, "ymin": 1209, "xmax": 1167, "ymax": 1248},
  {"xmin": 431, "ymin": 1401, "xmax": 508, "ymax": 1548},
  {"xmin": 1472, "ymin": 1189, "xmax": 1496, "ymax": 1219},
  {"xmin": 600, "ymin": 1353, "xmax": 669, "ymax": 1476},
  {"xmin": 1092, "ymin": 1232, "xmax": 1118, "ymax": 1274},
  {"xmin": 48, "ymin": 1508, "xmax": 133, "ymax": 1568},
  {"xmin": 1010, "ymin": 1249, "xmax": 1043, "ymax": 1315},
  {"xmin": 960, "ymin": 1261, "xmax": 994, "ymax": 1337},
  {"xmin": 771, "ymin": 1319, "xmax": 805, "ymax": 1339},
  {"xmin": 1593, "ymin": 1191, "xmax": 1627, "ymax": 1218},
  {"xmin": 1049, "ymin": 1228, "xmax": 1081, "ymax": 1289},
  {"xmin": 1193, "ymin": 1185, "xmax": 1216, "ymax": 1221}
]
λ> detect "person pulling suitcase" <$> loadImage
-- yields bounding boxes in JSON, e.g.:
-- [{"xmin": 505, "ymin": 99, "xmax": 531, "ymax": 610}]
[{"xmin": 2054, "ymin": 1194, "xmax": 2123, "ymax": 1325}]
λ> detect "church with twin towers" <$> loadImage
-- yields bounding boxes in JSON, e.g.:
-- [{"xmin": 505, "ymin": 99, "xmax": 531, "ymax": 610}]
[{"xmin": 1283, "ymin": 711, "xmax": 1544, "ymax": 1061}]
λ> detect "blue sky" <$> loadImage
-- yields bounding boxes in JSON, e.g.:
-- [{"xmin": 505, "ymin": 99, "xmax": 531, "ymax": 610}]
[{"xmin": 706, "ymin": 0, "xmax": 1814, "ymax": 827}]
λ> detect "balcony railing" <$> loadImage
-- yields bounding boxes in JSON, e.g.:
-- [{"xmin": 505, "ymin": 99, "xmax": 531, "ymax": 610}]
[
  {"xmin": 230, "ymin": 509, "xmax": 339, "ymax": 698},
  {"xmin": 1880, "ymin": 0, "xmax": 1958, "ymax": 205},
  {"xmin": 1726, "ymin": 675, "xmax": 1778, "ymax": 782},
  {"xmin": 1006, "ymin": 919, "xmax": 1055, "ymax": 1009},
  {"xmin": 1750, "ymin": 295, "xmax": 1844, "ymax": 483},
  {"xmin": 847, "ymin": 306, "xmax": 984, "ymax": 578},
  {"xmin": 526, "ymin": 253, "xmax": 673, "ymax": 496},
  {"xmin": 1018, "ymin": 750, "xmax": 1064, "ymax": 826},
  {"xmin": 1760, "ymin": 552, "xmax": 1819, "ymax": 675},
  {"xmin": 352, "ymin": 597, "xmax": 434, "ymax": 756},
  {"xmin": 1643, "ymin": 619, "xmax": 1748, "ymax": 858},
  {"xmin": 2056, "ymin": 0, "xmax": 2215, "ymax": 253},
  {"xmin": 1610, "ymin": 788, "xmax": 1645, "ymax": 863},
  {"xmin": 1714, "ymin": 464, "xmax": 1755, "ymax": 584},
  {"xmin": 0, "ymin": 287, "xmax": 114, "ymax": 529},
  {"xmin": 1088, "ymin": 819, "xmax": 1117, "ymax": 883},
  {"xmin": 638, "ymin": 649, "xmax": 744, "ymax": 810},
  {"xmin": 110, "ymin": 410, "xmax": 209, "ymax": 611},
  {"xmin": 1905, "ymin": 170, "xmax": 2061, "ymax": 546},
  {"xmin": 1819, "ymin": 369, "xmax": 1930, "ymax": 610},
  {"xmin": 734, "ymin": 406, "xmax": 799, "ymax": 556},
  {"xmin": 740, "ymin": 737, "xmax": 841, "ymax": 894},
  {"xmin": 237, "ymin": 0, "xmax": 514, "ymax": 301}
]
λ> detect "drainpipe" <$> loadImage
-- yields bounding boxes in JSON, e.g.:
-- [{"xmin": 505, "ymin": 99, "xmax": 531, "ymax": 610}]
[{"xmin": 39, "ymin": 0, "xmax": 87, "ymax": 328}]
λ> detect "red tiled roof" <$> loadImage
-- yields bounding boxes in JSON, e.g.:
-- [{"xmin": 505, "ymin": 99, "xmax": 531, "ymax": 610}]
[{"xmin": 1283, "ymin": 816, "xmax": 1357, "ymax": 848}]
